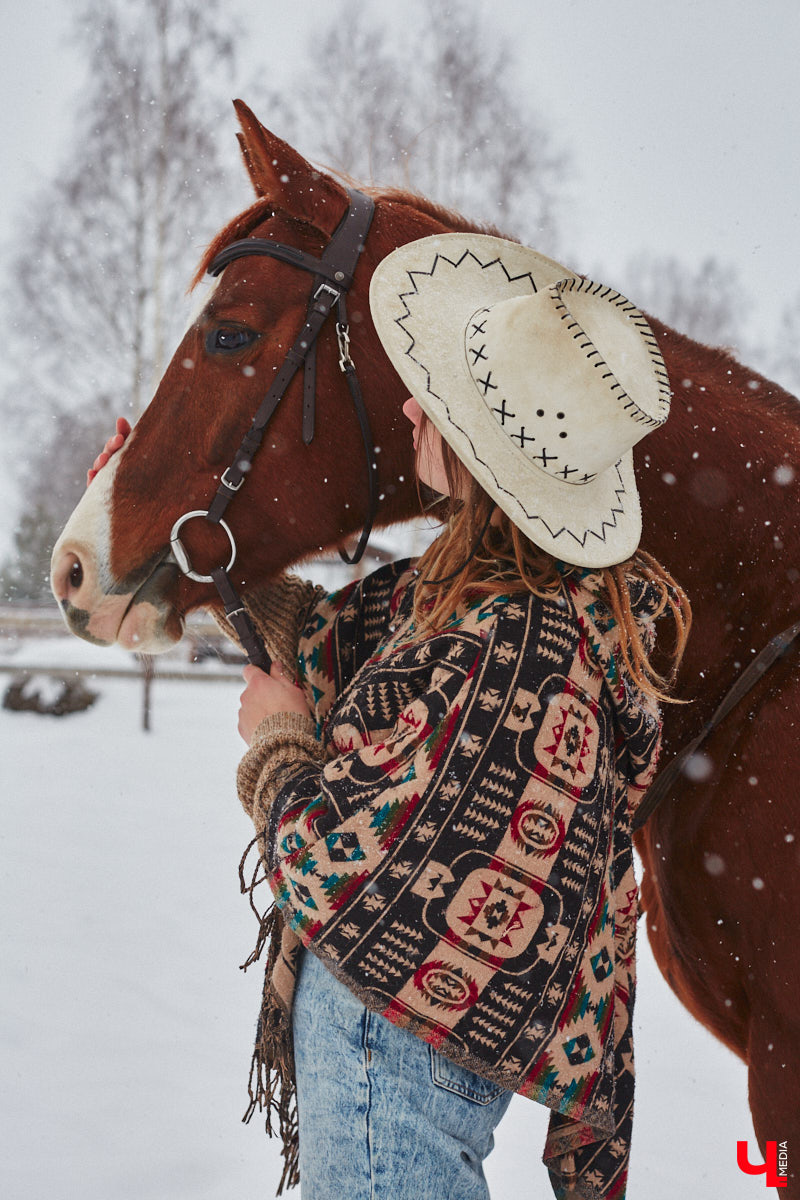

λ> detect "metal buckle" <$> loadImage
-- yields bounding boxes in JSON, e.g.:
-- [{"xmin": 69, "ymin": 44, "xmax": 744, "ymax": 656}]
[
  {"xmin": 221, "ymin": 466, "xmax": 244, "ymax": 493},
  {"xmin": 314, "ymin": 282, "xmax": 340, "ymax": 303},
  {"xmin": 169, "ymin": 510, "xmax": 237, "ymax": 583}
]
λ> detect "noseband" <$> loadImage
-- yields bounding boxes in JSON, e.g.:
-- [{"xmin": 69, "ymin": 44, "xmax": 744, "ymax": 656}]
[{"xmin": 169, "ymin": 188, "xmax": 376, "ymax": 672}]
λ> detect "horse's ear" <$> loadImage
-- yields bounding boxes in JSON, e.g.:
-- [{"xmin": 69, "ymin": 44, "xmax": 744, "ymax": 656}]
[{"xmin": 233, "ymin": 99, "xmax": 350, "ymax": 237}]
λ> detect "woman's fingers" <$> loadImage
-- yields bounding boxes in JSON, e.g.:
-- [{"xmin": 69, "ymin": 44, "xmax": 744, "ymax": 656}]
[
  {"xmin": 238, "ymin": 661, "xmax": 309, "ymax": 743},
  {"xmin": 86, "ymin": 417, "xmax": 131, "ymax": 487},
  {"xmin": 242, "ymin": 663, "xmax": 270, "ymax": 683}
]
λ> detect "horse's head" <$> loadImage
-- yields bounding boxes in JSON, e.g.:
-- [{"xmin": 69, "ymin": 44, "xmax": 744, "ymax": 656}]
[{"xmin": 50, "ymin": 101, "xmax": 460, "ymax": 652}]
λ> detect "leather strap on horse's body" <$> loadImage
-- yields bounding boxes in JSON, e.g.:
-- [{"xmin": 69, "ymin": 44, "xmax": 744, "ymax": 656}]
[
  {"xmin": 632, "ymin": 617, "xmax": 800, "ymax": 832},
  {"xmin": 169, "ymin": 189, "xmax": 376, "ymax": 673}
]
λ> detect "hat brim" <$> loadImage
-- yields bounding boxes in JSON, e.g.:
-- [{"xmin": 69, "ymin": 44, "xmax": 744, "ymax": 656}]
[{"xmin": 369, "ymin": 233, "xmax": 642, "ymax": 568}]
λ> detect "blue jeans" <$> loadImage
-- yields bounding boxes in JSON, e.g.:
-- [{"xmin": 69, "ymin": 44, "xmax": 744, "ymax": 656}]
[{"xmin": 292, "ymin": 948, "xmax": 514, "ymax": 1199}]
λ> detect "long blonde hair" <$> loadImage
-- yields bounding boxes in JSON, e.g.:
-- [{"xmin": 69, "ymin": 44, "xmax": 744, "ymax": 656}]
[{"xmin": 412, "ymin": 415, "xmax": 691, "ymax": 702}]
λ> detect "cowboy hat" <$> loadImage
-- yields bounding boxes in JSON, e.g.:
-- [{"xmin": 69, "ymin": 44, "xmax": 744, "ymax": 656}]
[{"xmin": 368, "ymin": 233, "xmax": 671, "ymax": 568}]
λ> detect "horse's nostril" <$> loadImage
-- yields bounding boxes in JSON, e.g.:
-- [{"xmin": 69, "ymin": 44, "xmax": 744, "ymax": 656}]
[{"xmin": 69, "ymin": 559, "xmax": 83, "ymax": 591}]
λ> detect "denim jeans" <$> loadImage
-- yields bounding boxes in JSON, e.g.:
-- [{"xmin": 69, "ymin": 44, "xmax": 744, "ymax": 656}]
[{"xmin": 292, "ymin": 947, "xmax": 514, "ymax": 1199}]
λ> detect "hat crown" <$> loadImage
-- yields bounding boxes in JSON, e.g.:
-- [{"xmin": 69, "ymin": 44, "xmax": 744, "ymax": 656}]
[
  {"xmin": 367, "ymin": 232, "xmax": 673, "ymax": 566},
  {"xmin": 465, "ymin": 280, "xmax": 670, "ymax": 487}
]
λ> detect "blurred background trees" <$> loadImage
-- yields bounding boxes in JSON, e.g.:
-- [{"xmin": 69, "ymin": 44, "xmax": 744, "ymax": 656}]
[
  {"xmin": 1, "ymin": 0, "xmax": 237, "ymax": 599},
  {"xmin": 1, "ymin": 0, "xmax": 797, "ymax": 602},
  {"xmin": 255, "ymin": 0, "xmax": 569, "ymax": 250}
]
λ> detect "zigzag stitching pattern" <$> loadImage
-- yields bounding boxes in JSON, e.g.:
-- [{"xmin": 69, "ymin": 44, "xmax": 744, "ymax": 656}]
[
  {"xmin": 541, "ymin": 611, "xmax": 578, "ymax": 638},
  {"xmin": 568, "ymin": 841, "xmax": 592, "ymax": 863},
  {"xmin": 372, "ymin": 941, "xmax": 417, "ymax": 970},
  {"xmin": 539, "ymin": 627, "xmax": 576, "ymax": 655},
  {"xmin": 389, "ymin": 251, "xmax": 643, "ymax": 550}
]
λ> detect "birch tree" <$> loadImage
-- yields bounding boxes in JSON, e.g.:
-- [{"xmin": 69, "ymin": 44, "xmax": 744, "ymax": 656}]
[
  {"xmin": 1, "ymin": 0, "xmax": 238, "ymax": 597},
  {"xmin": 256, "ymin": 0, "xmax": 570, "ymax": 251},
  {"xmin": 619, "ymin": 253, "xmax": 750, "ymax": 353}
]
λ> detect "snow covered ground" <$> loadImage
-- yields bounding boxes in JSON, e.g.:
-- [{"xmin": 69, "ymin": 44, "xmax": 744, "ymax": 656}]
[{"xmin": 1, "ymin": 638, "xmax": 768, "ymax": 1198}]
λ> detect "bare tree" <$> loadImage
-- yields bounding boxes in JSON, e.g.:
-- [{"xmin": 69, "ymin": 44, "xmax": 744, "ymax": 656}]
[
  {"xmin": 1, "ymin": 0, "xmax": 239, "ymax": 598},
  {"xmin": 257, "ymin": 0, "xmax": 570, "ymax": 251},
  {"xmin": 763, "ymin": 294, "xmax": 800, "ymax": 398},
  {"xmin": 617, "ymin": 253, "xmax": 750, "ymax": 353}
]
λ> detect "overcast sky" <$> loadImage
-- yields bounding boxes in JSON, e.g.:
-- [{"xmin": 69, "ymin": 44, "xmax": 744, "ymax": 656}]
[
  {"xmin": 1, "ymin": 0, "xmax": 798, "ymax": 553},
  {"xmin": 3, "ymin": 0, "xmax": 798, "ymax": 337}
]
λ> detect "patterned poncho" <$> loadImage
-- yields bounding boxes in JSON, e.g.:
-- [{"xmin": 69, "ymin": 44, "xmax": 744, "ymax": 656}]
[{"xmin": 233, "ymin": 559, "xmax": 663, "ymax": 1200}]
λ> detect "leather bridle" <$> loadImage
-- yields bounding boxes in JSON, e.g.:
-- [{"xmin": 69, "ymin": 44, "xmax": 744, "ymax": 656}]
[
  {"xmin": 166, "ymin": 184, "xmax": 800, "ymax": 838},
  {"xmin": 169, "ymin": 188, "xmax": 376, "ymax": 672}
]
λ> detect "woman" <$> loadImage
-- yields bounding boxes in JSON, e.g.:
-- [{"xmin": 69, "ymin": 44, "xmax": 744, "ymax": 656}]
[{"xmin": 92, "ymin": 234, "xmax": 690, "ymax": 1200}]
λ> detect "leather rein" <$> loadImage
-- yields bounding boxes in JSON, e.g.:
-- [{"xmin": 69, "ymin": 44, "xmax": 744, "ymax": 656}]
[
  {"xmin": 163, "ymin": 183, "xmax": 797, "ymax": 836},
  {"xmin": 168, "ymin": 188, "xmax": 376, "ymax": 673},
  {"xmin": 632, "ymin": 616, "xmax": 800, "ymax": 832}
]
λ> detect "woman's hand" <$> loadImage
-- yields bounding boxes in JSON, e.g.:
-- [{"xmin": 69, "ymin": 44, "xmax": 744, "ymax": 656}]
[
  {"xmin": 87, "ymin": 416, "xmax": 131, "ymax": 486},
  {"xmin": 238, "ymin": 662, "xmax": 312, "ymax": 745}
]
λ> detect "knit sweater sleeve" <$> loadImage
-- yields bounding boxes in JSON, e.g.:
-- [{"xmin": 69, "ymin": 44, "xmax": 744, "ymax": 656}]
[
  {"xmin": 237, "ymin": 710, "xmax": 326, "ymax": 836},
  {"xmin": 232, "ymin": 559, "xmax": 418, "ymax": 833}
]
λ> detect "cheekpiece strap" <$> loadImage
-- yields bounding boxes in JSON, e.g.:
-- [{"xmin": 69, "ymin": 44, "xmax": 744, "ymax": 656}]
[
  {"xmin": 197, "ymin": 188, "xmax": 375, "ymax": 669},
  {"xmin": 211, "ymin": 566, "xmax": 273, "ymax": 673}
]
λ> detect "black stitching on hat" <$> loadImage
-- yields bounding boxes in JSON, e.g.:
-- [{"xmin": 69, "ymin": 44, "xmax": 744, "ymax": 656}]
[
  {"xmin": 493, "ymin": 398, "xmax": 516, "ymax": 425},
  {"xmin": 387, "ymin": 246, "xmax": 634, "ymax": 548},
  {"xmin": 548, "ymin": 280, "xmax": 671, "ymax": 429},
  {"xmin": 392, "ymin": 248, "xmax": 546, "ymax": 404},
  {"xmin": 511, "ymin": 426, "xmax": 536, "ymax": 448}
]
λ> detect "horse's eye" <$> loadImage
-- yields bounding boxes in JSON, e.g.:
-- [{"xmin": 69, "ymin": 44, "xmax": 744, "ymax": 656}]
[{"xmin": 206, "ymin": 326, "xmax": 258, "ymax": 354}]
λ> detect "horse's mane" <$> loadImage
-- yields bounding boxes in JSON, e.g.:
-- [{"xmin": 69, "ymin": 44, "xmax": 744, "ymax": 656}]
[
  {"xmin": 368, "ymin": 185, "xmax": 513, "ymax": 241},
  {"xmin": 190, "ymin": 182, "xmax": 799, "ymax": 430},
  {"xmin": 190, "ymin": 186, "xmax": 513, "ymax": 291}
]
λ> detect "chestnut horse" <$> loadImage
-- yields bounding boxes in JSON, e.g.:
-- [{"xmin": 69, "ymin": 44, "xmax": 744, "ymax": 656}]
[{"xmin": 51, "ymin": 101, "xmax": 799, "ymax": 1185}]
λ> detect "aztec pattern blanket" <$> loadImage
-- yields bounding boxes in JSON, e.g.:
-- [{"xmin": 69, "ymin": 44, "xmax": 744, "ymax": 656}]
[{"xmin": 234, "ymin": 559, "xmax": 663, "ymax": 1200}]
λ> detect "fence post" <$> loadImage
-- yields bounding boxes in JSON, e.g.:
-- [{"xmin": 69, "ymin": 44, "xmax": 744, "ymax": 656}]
[{"xmin": 138, "ymin": 653, "xmax": 155, "ymax": 731}]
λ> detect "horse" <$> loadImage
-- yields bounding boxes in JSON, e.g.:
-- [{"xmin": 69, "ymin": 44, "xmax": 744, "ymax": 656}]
[{"xmin": 51, "ymin": 100, "xmax": 799, "ymax": 1186}]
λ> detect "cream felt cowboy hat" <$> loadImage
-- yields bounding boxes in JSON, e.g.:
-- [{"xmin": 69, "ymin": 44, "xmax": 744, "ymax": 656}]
[{"xmin": 368, "ymin": 233, "xmax": 671, "ymax": 568}]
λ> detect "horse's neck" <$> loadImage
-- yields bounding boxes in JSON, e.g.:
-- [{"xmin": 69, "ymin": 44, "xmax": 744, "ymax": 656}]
[{"xmin": 643, "ymin": 326, "xmax": 800, "ymax": 705}]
